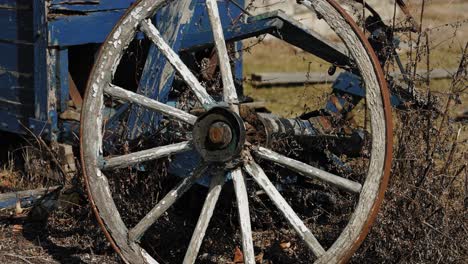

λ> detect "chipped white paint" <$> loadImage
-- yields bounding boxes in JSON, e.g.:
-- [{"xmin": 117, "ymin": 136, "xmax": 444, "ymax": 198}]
[
  {"xmin": 205, "ymin": 0, "xmax": 238, "ymax": 107},
  {"xmin": 244, "ymin": 162, "xmax": 325, "ymax": 257},
  {"xmin": 102, "ymin": 141, "xmax": 192, "ymax": 170},
  {"xmin": 255, "ymin": 147, "xmax": 362, "ymax": 193},
  {"xmin": 113, "ymin": 27, "xmax": 122, "ymax": 40},
  {"xmin": 0, "ymin": 67, "xmax": 33, "ymax": 78},
  {"xmin": 128, "ymin": 165, "xmax": 207, "ymax": 242},
  {"xmin": 232, "ymin": 169, "xmax": 255, "ymax": 264},
  {"xmin": 141, "ymin": 249, "xmax": 159, "ymax": 264},
  {"xmin": 140, "ymin": 19, "xmax": 215, "ymax": 108},
  {"xmin": 104, "ymin": 84, "xmax": 197, "ymax": 125},
  {"xmin": 92, "ymin": 83, "xmax": 98, "ymax": 98},
  {"xmin": 182, "ymin": 173, "xmax": 225, "ymax": 264}
]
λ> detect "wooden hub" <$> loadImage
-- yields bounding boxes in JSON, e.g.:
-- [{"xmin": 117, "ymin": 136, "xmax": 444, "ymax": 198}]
[{"xmin": 192, "ymin": 107, "xmax": 245, "ymax": 162}]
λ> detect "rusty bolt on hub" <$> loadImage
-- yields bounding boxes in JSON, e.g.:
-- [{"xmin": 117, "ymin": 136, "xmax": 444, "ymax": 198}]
[{"xmin": 208, "ymin": 122, "xmax": 233, "ymax": 148}]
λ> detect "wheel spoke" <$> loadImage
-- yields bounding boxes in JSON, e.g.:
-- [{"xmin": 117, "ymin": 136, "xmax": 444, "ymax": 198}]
[
  {"xmin": 183, "ymin": 172, "xmax": 225, "ymax": 264},
  {"xmin": 104, "ymin": 84, "xmax": 197, "ymax": 125},
  {"xmin": 140, "ymin": 19, "xmax": 215, "ymax": 108},
  {"xmin": 243, "ymin": 162, "xmax": 325, "ymax": 257},
  {"xmin": 232, "ymin": 169, "xmax": 255, "ymax": 264},
  {"xmin": 206, "ymin": 0, "xmax": 238, "ymax": 107},
  {"xmin": 102, "ymin": 141, "xmax": 192, "ymax": 170},
  {"xmin": 128, "ymin": 164, "xmax": 208, "ymax": 242},
  {"xmin": 254, "ymin": 147, "xmax": 362, "ymax": 193}
]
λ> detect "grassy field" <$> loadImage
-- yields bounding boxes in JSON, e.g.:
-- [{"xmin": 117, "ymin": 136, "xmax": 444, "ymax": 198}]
[
  {"xmin": 242, "ymin": 37, "xmax": 466, "ymax": 118},
  {"xmin": 242, "ymin": 40, "xmax": 332, "ymax": 117}
]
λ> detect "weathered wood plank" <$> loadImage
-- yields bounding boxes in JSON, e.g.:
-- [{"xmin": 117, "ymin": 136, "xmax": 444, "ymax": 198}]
[
  {"xmin": 0, "ymin": 97, "xmax": 34, "ymax": 115},
  {"xmin": 0, "ymin": 9, "xmax": 33, "ymax": 42},
  {"xmin": 33, "ymin": 0, "xmax": 48, "ymax": 121},
  {"xmin": 0, "ymin": 70, "xmax": 34, "ymax": 103},
  {"xmin": 206, "ymin": 0, "xmax": 238, "ymax": 106},
  {"xmin": 0, "ymin": 111, "xmax": 50, "ymax": 136},
  {"xmin": 140, "ymin": 19, "xmax": 215, "ymax": 108},
  {"xmin": 102, "ymin": 141, "xmax": 193, "ymax": 170},
  {"xmin": 254, "ymin": 147, "xmax": 362, "ymax": 193},
  {"xmin": 244, "ymin": 162, "xmax": 325, "ymax": 257},
  {"xmin": 232, "ymin": 169, "xmax": 255, "ymax": 264},
  {"xmin": 127, "ymin": 0, "xmax": 195, "ymax": 139},
  {"xmin": 104, "ymin": 84, "xmax": 198, "ymax": 125},
  {"xmin": 251, "ymin": 68, "xmax": 459, "ymax": 87},
  {"xmin": 0, "ymin": 186, "xmax": 61, "ymax": 210},
  {"xmin": 0, "ymin": 42, "xmax": 34, "ymax": 73},
  {"xmin": 48, "ymin": 10, "xmax": 126, "ymax": 46},
  {"xmin": 58, "ymin": 49, "xmax": 70, "ymax": 112},
  {"xmin": 49, "ymin": 0, "xmax": 133, "ymax": 12},
  {"xmin": 183, "ymin": 172, "xmax": 225, "ymax": 264},
  {"xmin": 0, "ymin": 0, "xmax": 31, "ymax": 10}
]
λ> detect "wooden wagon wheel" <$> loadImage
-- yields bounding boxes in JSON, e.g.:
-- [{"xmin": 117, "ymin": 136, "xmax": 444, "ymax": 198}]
[{"xmin": 80, "ymin": 0, "xmax": 393, "ymax": 263}]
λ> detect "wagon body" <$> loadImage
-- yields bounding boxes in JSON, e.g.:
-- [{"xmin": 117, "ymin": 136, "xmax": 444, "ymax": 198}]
[
  {"xmin": 0, "ymin": 0, "xmax": 246, "ymax": 141},
  {"xmin": 2, "ymin": 0, "xmax": 381, "ymax": 144}
]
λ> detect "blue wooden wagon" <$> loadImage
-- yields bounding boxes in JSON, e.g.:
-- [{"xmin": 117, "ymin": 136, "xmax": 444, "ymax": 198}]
[{"xmin": 1, "ymin": 0, "xmax": 418, "ymax": 263}]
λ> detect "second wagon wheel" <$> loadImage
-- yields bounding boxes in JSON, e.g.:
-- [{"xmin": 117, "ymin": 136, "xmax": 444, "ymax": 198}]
[{"xmin": 80, "ymin": 0, "xmax": 393, "ymax": 263}]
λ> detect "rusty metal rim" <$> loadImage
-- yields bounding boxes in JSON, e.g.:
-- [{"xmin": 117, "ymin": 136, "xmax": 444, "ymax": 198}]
[{"xmin": 324, "ymin": 0, "xmax": 394, "ymax": 263}]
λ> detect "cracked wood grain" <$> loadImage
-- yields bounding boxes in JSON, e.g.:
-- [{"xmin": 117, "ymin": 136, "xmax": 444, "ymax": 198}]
[
  {"xmin": 140, "ymin": 19, "xmax": 215, "ymax": 108},
  {"xmin": 182, "ymin": 172, "xmax": 225, "ymax": 264},
  {"xmin": 244, "ymin": 162, "xmax": 325, "ymax": 257},
  {"xmin": 254, "ymin": 147, "xmax": 362, "ymax": 193},
  {"xmin": 205, "ymin": 0, "xmax": 238, "ymax": 108},
  {"xmin": 232, "ymin": 169, "xmax": 255, "ymax": 264},
  {"xmin": 102, "ymin": 141, "xmax": 193, "ymax": 170},
  {"xmin": 104, "ymin": 83, "xmax": 197, "ymax": 125}
]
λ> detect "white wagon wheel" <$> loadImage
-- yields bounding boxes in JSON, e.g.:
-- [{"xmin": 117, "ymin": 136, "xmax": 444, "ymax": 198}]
[{"xmin": 80, "ymin": 0, "xmax": 393, "ymax": 263}]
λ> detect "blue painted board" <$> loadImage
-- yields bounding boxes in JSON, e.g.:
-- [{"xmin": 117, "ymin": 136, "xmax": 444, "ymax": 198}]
[
  {"xmin": 126, "ymin": 0, "xmax": 197, "ymax": 138},
  {"xmin": 33, "ymin": 0, "xmax": 48, "ymax": 121},
  {"xmin": 0, "ymin": 42, "xmax": 34, "ymax": 73},
  {"xmin": 49, "ymin": 0, "xmax": 134, "ymax": 12},
  {"xmin": 48, "ymin": 10, "xmax": 127, "ymax": 46},
  {"xmin": 332, "ymin": 72, "xmax": 401, "ymax": 106},
  {"xmin": 0, "ymin": 71, "xmax": 34, "ymax": 103},
  {"xmin": 0, "ymin": 99, "xmax": 34, "ymax": 118},
  {"xmin": 58, "ymin": 49, "xmax": 69, "ymax": 112},
  {"xmin": 0, "ymin": 9, "xmax": 33, "ymax": 43},
  {"xmin": 180, "ymin": 17, "xmax": 279, "ymax": 50},
  {"xmin": 0, "ymin": 0, "xmax": 32, "ymax": 10},
  {"xmin": 0, "ymin": 111, "xmax": 51, "ymax": 137}
]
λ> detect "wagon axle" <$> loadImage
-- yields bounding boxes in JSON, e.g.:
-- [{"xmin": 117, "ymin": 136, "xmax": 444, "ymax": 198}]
[
  {"xmin": 208, "ymin": 122, "xmax": 232, "ymax": 147},
  {"xmin": 192, "ymin": 107, "xmax": 245, "ymax": 163}
]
